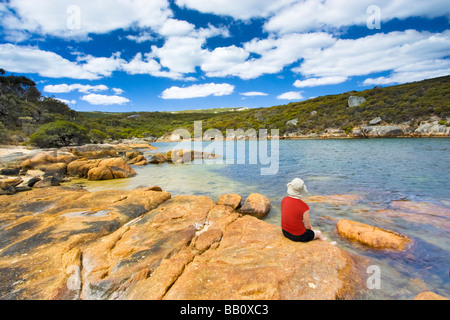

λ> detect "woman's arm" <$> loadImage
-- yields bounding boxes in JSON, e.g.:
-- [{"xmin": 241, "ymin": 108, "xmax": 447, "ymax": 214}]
[{"xmin": 303, "ymin": 210, "xmax": 312, "ymax": 230}]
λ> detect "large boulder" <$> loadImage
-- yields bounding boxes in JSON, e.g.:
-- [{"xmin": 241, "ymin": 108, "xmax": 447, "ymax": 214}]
[
  {"xmin": 68, "ymin": 158, "xmax": 136, "ymax": 180},
  {"xmin": 239, "ymin": 193, "xmax": 271, "ymax": 218},
  {"xmin": 348, "ymin": 96, "xmax": 366, "ymax": 108},
  {"xmin": 148, "ymin": 153, "xmax": 167, "ymax": 164},
  {"xmin": 87, "ymin": 166, "xmax": 114, "ymax": 181},
  {"xmin": 360, "ymin": 125, "xmax": 404, "ymax": 137},
  {"xmin": 336, "ymin": 219, "xmax": 411, "ymax": 250}
]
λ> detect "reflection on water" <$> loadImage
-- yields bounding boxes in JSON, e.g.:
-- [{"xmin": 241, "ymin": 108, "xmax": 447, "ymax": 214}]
[{"xmin": 75, "ymin": 138, "xmax": 450, "ymax": 300}]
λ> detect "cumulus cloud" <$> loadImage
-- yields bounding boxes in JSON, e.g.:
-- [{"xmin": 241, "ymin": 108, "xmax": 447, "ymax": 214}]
[
  {"xmin": 277, "ymin": 91, "xmax": 304, "ymax": 100},
  {"xmin": 55, "ymin": 98, "xmax": 77, "ymax": 105},
  {"xmin": 293, "ymin": 76, "xmax": 349, "ymax": 88},
  {"xmin": 161, "ymin": 83, "xmax": 235, "ymax": 99},
  {"xmin": 81, "ymin": 93, "xmax": 130, "ymax": 105},
  {"xmin": 125, "ymin": 31, "xmax": 156, "ymax": 43},
  {"xmin": 293, "ymin": 30, "xmax": 450, "ymax": 83},
  {"xmin": 240, "ymin": 91, "xmax": 269, "ymax": 96},
  {"xmin": 121, "ymin": 52, "xmax": 185, "ymax": 80},
  {"xmin": 44, "ymin": 83, "xmax": 109, "ymax": 93},
  {"xmin": 175, "ymin": 0, "xmax": 296, "ymax": 20},
  {"xmin": 2, "ymin": 0, "xmax": 172, "ymax": 39},
  {"xmin": 0, "ymin": 43, "xmax": 99, "ymax": 79},
  {"xmin": 264, "ymin": 0, "xmax": 450, "ymax": 34}
]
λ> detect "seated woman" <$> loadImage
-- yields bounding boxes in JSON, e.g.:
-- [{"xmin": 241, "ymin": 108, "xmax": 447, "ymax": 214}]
[{"xmin": 281, "ymin": 178, "xmax": 330, "ymax": 243}]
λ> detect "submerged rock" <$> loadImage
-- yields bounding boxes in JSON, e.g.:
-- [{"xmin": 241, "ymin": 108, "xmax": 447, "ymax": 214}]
[{"xmin": 336, "ymin": 219, "xmax": 411, "ymax": 250}]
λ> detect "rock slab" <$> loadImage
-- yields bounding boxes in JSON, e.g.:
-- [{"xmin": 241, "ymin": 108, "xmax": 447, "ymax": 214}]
[{"xmin": 0, "ymin": 187, "xmax": 361, "ymax": 300}]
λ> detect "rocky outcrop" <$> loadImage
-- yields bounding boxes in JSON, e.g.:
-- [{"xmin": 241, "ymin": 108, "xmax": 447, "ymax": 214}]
[
  {"xmin": 415, "ymin": 121, "xmax": 450, "ymax": 136},
  {"xmin": 336, "ymin": 219, "xmax": 411, "ymax": 250},
  {"xmin": 348, "ymin": 96, "xmax": 366, "ymax": 108},
  {"xmin": 0, "ymin": 187, "xmax": 361, "ymax": 300},
  {"xmin": 239, "ymin": 193, "xmax": 271, "ymax": 218},
  {"xmin": 360, "ymin": 125, "xmax": 405, "ymax": 137}
]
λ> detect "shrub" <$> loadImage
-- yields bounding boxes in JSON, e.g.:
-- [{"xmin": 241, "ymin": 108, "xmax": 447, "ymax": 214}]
[
  {"xmin": 29, "ymin": 120, "xmax": 89, "ymax": 148},
  {"xmin": 89, "ymin": 129, "xmax": 108, "ymax": 143}
]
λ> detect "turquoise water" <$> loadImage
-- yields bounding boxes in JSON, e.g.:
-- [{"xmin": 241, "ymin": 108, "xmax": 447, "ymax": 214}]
[{"xmin": 80, "ymin": 138, "xmax": 450, "ymax": 300}]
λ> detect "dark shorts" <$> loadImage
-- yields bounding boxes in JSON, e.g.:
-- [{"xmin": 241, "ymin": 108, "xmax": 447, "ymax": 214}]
[{"xmin": 282, "ymin": 229, "xmax": 315, "ymax": 243}]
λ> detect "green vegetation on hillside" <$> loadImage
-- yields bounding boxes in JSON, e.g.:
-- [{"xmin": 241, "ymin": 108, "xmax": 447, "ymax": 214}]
[
  {"xmin": 0, "ymin": 68, "xmax": 82, "ymax": 145},
  {"xmin": 0, "ymin": 68, "xmax": 449, "ymax": 146},
  {"xmin": 81, "ymin": 75, "xmax": 450, "ymax": 137}
]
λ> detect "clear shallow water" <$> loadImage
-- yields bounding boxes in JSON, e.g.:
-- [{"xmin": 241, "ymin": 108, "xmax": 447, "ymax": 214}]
[{"xmin": 76, "ymin": 138, "xmax": 450, "ymax": 300}]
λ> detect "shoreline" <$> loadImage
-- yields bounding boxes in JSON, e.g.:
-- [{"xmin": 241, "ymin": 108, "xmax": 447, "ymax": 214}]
[{"xmin": 0, "ymin": 141, "xmax": 449, "ymax": 300}]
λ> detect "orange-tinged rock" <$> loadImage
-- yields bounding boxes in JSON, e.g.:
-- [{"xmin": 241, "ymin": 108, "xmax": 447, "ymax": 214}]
[
  {"xmin": 239, "ymin": 193, "xmax": 270, "ymax": 218},
  {"xmin": 413, "ymin": 291, "xmax": 448, "ymax": 300},
  {"xmin": 336, "ymin": 219, "xmax": 410, "ymax": 250},
  {"xmin": 217, "ymin": 193, "xmax": 242, "ymax": 209}
]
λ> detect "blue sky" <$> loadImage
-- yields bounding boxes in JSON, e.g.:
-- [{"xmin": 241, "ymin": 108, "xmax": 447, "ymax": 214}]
[{"xmin": 0, "ymin": 0, "xmax": 449, "ymax": 112}]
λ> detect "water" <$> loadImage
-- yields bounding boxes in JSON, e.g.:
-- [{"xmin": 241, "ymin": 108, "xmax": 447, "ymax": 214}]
[{"xmin": 76, "ymin": 138, "xmax": 450, "ymax": 299}]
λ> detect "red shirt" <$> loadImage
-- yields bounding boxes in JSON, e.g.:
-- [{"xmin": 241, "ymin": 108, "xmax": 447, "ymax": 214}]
[{"xmin": 281, "ymin": 196, "xmax": 310, "ymax": 236}]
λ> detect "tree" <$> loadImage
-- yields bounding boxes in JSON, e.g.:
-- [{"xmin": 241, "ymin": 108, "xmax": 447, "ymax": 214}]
[{"xmin": 29, "ymin": 120, "xmax": 90, "ymax": 148}]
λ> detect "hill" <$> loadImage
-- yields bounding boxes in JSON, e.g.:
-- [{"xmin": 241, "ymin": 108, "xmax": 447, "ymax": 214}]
[
  {"xmin": 82, "ymin": 75, "xmax": 450, "ymax": 139},
  {"xmin": 1, "ymin": 71, "xmax": 449, "ymax": 145}
]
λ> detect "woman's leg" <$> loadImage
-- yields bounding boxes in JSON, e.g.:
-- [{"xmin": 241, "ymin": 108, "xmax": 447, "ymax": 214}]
[{"xmin": 312, "ymin": 229, "xmax": 327, "ymax": 241}]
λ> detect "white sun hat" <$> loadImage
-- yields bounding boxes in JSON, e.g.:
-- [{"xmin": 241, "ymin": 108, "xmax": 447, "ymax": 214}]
[{"xmin": 287, "ymin": 178, "xmax": 309, "ymax": 197}]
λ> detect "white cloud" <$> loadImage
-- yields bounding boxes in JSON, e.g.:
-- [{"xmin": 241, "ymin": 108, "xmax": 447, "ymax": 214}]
[
  {"xmin": 363, "ymin": 59, "xmax": 450, "ymax": 85},
  {"xmin": 293, "ymin": 30, "xmax": 450, "ymax": 82},
  {"xmin": 2, "ymin": 0, "xmax": 172, "ymax": 39},
  {"xmin": 81, "ymin": 93, "xmax": 130, "ymax": 105},
  {"xmin": 158, "ymin": 19, "xmax": 195, "ymax": 37},
  {"xmin": 240, "ymin": 91, "xmax": 269, "ymax": 96},
  {"xmin": 264, "ymin": 0, "xmax": 450, "ymax": 34},
  {"xmin": 55, "ymin": 98, "xmax": 76, "ymax": 105},
  {"xmin": 203, "ymin": 32, "xmax": 335, "ymax": 79},
  {"xmin": 175, "ymin": 0, "xmax": 296, "ymax": 20},
  {"xmin": 161, "ymin": 83, "xmax": 235, "ymax": 99},
  {"xmin": 44, "ymin": 84, "xmax": 109, "ymax": 93},
  {"xmin": 125, "ymin": 31, "xmax": 156, "ymax": 43},
  {"xmin": 112, "ymin": 88, "xmax": 124, "ymax": 95},
  {"xmin": 121, "ymin": 52, "xmax": 184, "ymax": 80},
  {"xmin": 293, "ymin": 76, "xmax": 348, "ymax": 88},
  {"xmin": 78, "ymin": 53, "xmax": 124, "ymax": 78},
  {"xmin": 277, "ymin": 91, "xmax": 304, "ymax": 100},
  {"xmin": 151, "ymin": 36, "xmax": 206, "ymax": 74},
  {"xmin": 0, "ymin": 43, "xmax": 98, "ymax": 79},
  {"xmin": 201, "ymin": 46, "xmax": 250, "ymax": 76}
]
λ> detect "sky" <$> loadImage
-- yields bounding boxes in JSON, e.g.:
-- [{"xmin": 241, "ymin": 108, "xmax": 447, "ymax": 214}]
[{"xmin": 0, "ymin": 0, "xmax": 449, "ymax": 112}]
